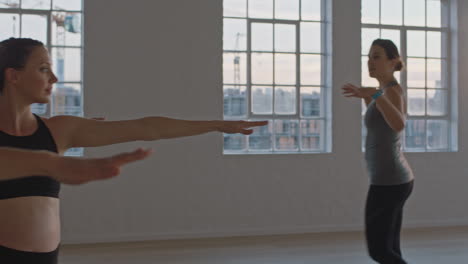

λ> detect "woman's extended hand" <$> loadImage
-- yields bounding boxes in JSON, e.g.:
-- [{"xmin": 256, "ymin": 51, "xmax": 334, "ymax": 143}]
[
  {"xmin": 50, "ymin": 148, "xmax": 153, "ymax": 185},
  {"xmin": 217, "ymin": 120, "xmax": 268, "ymax": 135},
  {"xmin": 342, "ymin": 83, "xmax": 377, "ymax": 99}
]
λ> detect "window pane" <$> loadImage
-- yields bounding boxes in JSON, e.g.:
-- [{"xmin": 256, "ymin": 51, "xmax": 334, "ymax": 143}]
[
  {"xmin": 224, "ymin": 85, "xmax": 247, "ymax": 117},
  {"xmin": 224, "ymin": 19, "xmax": 247, "ymax": 51},
  {"xmin": 223, "ymin": 0, "xmax": 247, "ymax": 17},
  {"xmin": 52, "ymin": 48, "xmax": 81, "ymax": 82},
  {"xmin": 362, "ymin": 28, "xmax": 379, "ymax": 55},
  {"xmin": 0, "ymin": 0, "xmax": 19, "ymax": 8},
  {"xmin": 362, "ymin": 56, "xmax": 378, "ymax": 87},
  {"xmin": 301, "ymin": 0, "xmax": 321, "ymax": 21},
  {"xmin": 275, "ymin": 54, "xmax": 296, "ymax": 85},
  {"xmin": 223, "ymin": 52, "xmax": 246, "ymax": 84},
  {"xmin": 407, "ymin": 58, "xmax": 425, "ymax": 88},
  {"xmin": 275, "ymin": 0, "xmax": 299, "ymax": 20},
  {"xmin": 301, "ymin": 54, "xmax": 321, "ymax": 85},
  {"xmin": 301, "ymin": 22, "xmax": 320, "ymax": 53},
  {"xmin": 407, "ymin": 89, "xmax": 426, "ymax": 116},
  {"xmin": 427, "ymin": 119, "xmax": 448, "ymax": 150},
  {"xmin": 0, "ymin": 13, "xmax": 19, "ymax": 38},
  {"xmin": 251, "ymin": 53, "xmax": 273, "ymax": 84},
  {"xmin": 427, "ymin": 59, "xmax": 441, "ymax": 88},
  {"xmin": 301, "ymin": 119, "xmax": 323, "ymax": 150},
  {"xmin": 252, "ymin": 86, "xmax": 273, "ymax": 114},
  {"xmin": 21, "ymin": 14, "xmax": 48, "ymax": 43},
  {"xmin": 275, "ymin": 86, "xmax": 296, "ymax": 114},
  {"xmin": 275, "ymin": 24, "xmax": 296, "ymax": 52},
  {"xmin": 224, "ymin": 134, "xmax": 247, "ymax": 151},
  {"xmin": 381, "ymin": 0, "xmax": 402, "ymax": 25},
  {"xmin": 52, "ymin": 83, "xmax": 81, "ymax": 115},
  {"xmin": 64, "ymin": 148, "xmax": 83, "ymax": 156},
  {"xmin": 53, "ymin": 0, "xmax": 81, "ymax": 10},
  {"xmin": 362, "ymin": 0, "xmax": 379, "ymax": 24},
  {"xmin": 381, "ymin": 29, "xmax": 400, "ymax": 52},
  {"xmin": 249, "ymin": 0, "xmax": 273, "ymax": 19},
  {"xmin": 407, "ymin": 30, "xmax": 426, "ymax": 57},
  {"xmin": 394, "ymin": 71, "xmax": 401, "ymax": 84},
  {"xmin": 404, "ymin": 0, "xmax": 425, "ymax": 26},
  {"xmin": 405, "ymin": 119, "xmax": 426, "ymax": 149},
  {"xmin": 427, "ymin": 89, "xmax": 446, "ymax": 116},
  {"xmin": 249, "ymin": 121, "xmax": 273, "ymax": 150},
  {"xmin": 301, "ymin": 87, "xmax": 321, "ymax": 117},
  {"xmin": 427, "ymin": 31, "xmax": 441, "ymax": 58},
  {"xmin": 52, "ymin": 12, "xmax": 82, "ymax": 46},
  {"xmin": 22, "ymin": 0, "xmax": 50, "ymax": 9},
  {"xmin": 31, "ymin": 104, "xmax": 47, "ymax": 115},
  {"xmin": 427, "ymin": 0, "xmax": 441, "ymax": 28},
  {"xmin": 274, "ymin": 120, "xmax": 299, "ymax": 150},
  {"xmin": 252, "ymin": 23, "xmax": 273, "ymax": 51}
]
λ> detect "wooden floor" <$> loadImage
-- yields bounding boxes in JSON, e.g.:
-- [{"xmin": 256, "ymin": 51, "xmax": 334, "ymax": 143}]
[{"xmin": 60, "ymin": 226, "xmax": 468, "ymax": 264}]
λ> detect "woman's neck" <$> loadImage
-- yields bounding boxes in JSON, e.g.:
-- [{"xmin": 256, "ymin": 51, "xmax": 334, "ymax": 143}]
[
  {"xmin": 377, "ymin": 75, "xmax": 396, "ymax": 88},
  {"xmin": 0, "ymin": 93, "xmax": 34, "ymax": 134},
  {"xmin": 377, "ymin": 75, "xmax": 397, "ymax": 88}
]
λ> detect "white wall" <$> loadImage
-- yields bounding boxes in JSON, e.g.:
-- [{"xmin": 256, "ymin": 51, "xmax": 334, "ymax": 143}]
[{"xmin": 60, "ymin": 0, "xmax": 468, "ymax": 244}]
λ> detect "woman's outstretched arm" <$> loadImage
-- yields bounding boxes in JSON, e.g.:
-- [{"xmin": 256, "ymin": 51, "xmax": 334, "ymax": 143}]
[
  {"xmin": 0, "ymin": 147, "xmax": 152, "ymax": 184},
  {"xmin": 47, "ymin": 116, "xmax": 268, "ymax": 151}
]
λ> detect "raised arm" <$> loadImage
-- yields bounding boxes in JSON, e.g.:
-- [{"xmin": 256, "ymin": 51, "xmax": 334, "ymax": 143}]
[
  {"xmin": 341, "ymin": 83, "xmax": 376, "ymax": 106},
  {"xmin": 341, "ymin": 83, "xmax": 406, "ymax": 132},
  {"xmin": 47, "ymin": 115, "xmax": 267, "ymax": 150},
  {"xmin": 0, "ymin": 147, "xmax": 152, "ymax": 184},
  {"xmin": 374, "ymin": 85, "xmax": 406, "ymax": 132}
]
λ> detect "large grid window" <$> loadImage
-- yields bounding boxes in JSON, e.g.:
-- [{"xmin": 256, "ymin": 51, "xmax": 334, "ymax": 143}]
[
  {"xmin": 361, "ymin": 0, "xmax": 455, "ymax": 152},
  {"xmin": 0, "ymin": 0, "xmax": 83, "ymax": 155},
  {"xmin": 223, "ymin": 0, "xmax": 329, "ymax": 154}
]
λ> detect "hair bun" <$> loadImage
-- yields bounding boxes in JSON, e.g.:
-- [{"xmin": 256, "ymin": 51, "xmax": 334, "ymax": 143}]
[{"xmin": 395, "ymin": 60, "xmax": 404, "ymax": 71}]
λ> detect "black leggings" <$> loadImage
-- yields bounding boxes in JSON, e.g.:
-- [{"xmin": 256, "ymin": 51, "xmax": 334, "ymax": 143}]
[
  {"xmin": 365, "ymin": 181, "xmax": 413, "ymax": 264},
  {"xmin": 0, "ymin": 244, "xmax": 58, "ymax": 264}
]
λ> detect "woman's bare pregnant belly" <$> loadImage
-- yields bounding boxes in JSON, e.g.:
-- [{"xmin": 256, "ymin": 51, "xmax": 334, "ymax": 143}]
[{"xmin": 0, "ymin": 196, "xmax": 60, "ymax": 252}]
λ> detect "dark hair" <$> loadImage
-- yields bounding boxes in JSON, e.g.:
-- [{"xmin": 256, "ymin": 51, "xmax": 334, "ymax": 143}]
[
  {"xmin": 371, "ymin": 39, "xmax": 404, "ymax": 71},
  {"xmin": 0, "ymin": 38, "xmax": 44, "ymax": 93}
]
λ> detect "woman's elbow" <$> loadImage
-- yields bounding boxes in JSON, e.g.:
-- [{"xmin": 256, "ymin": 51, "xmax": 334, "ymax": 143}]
[{"xmin": 392, "ymin": 121, "xmax": 405, "ymax": 133}]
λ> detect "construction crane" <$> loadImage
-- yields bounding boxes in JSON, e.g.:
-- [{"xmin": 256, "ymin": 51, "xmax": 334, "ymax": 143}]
[
  {"xmin": 52, "ymin": 11, "xmax": 81, "ymax": 83},
  {"xmin": 0, "ymin": 0, "xmax": 80, "ymax": 115},
  {"xmin": 0, "ymin": 0, "xmax": 19, "ymax": 8},
  {"xmin": 0, "ymin": 0, "xmax": 81, "ymax": 69},
  {"xmin": 233, "ymin": 32, "xmax": 244, "ymax": 89}
]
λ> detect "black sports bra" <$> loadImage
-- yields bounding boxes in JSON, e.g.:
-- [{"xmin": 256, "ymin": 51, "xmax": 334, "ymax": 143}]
[{"xmin": 0, "ymin": 114, "xmax": 60, "ymax": 199}]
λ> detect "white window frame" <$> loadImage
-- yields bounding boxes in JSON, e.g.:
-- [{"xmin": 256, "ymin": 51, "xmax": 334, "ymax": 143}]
[
  {"xmin": 0, "ymin": 0, "xmax": 84, "ymax": 155},
  {"xmin": 223, "ymin": 0, "xmax": 331, "ymax": 154},
  {"xmin": 361, "ymin": 0, "xmax": 456, "ymax": 152}
]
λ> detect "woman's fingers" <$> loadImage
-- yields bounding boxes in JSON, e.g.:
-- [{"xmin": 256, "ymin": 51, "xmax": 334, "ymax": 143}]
[
  {"xmin": 54, "ymin": 148, "xmax": 153, "ymax": 185},
  {"xmin": 241, "ymin": 129, "xmax": 254, "ymax": 135},
  {"xmin": 110, "ymin": 148, "xmax": 153, "ymax": 167},
  {"xmin": 242, "ymin": 120, "xmax": 268, "ymax": 128},
  {"xmin": 221, "ymin": 120, "xmax": 268, "ymax": 134}
]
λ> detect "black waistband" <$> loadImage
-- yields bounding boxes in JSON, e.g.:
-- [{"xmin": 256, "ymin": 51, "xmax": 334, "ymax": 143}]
[{"xmin": 0, "ymin": 244, "xmax": 59, "ymax": 264}]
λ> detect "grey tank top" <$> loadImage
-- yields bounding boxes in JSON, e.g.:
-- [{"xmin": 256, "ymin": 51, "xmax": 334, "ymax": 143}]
[{"xmin": 364, "ymin": 84, "xmax": 414, "ymax": 185}]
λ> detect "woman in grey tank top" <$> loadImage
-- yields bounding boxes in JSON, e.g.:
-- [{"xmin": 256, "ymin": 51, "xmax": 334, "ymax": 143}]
[{"xmin": 342, "ymin": 39, "xmax": 414, "ymax": 264}]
